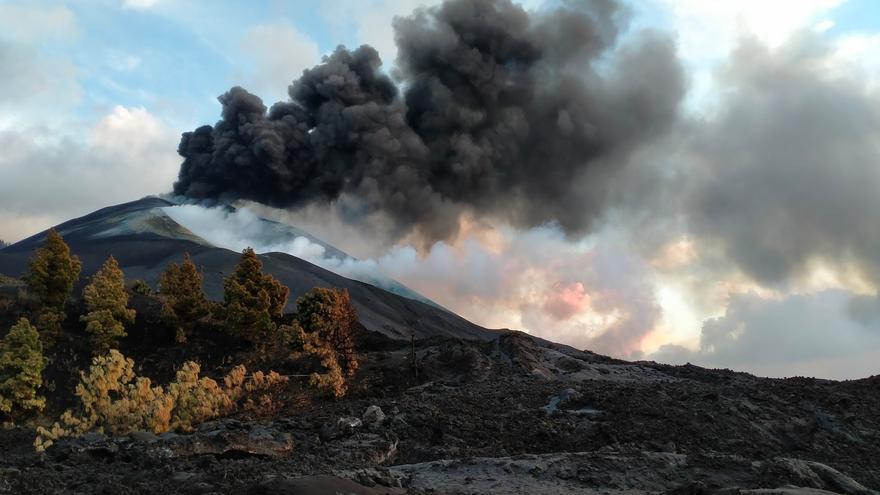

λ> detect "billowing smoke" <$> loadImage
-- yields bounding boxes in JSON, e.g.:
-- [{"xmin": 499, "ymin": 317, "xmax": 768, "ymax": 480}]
[
  {"xmin": 173, "ymin": 0, "xmax": 684, "ymax": 243},
  {"xmin": 163, "ymin": 202, "xmax": 660, "ymax": 358}
]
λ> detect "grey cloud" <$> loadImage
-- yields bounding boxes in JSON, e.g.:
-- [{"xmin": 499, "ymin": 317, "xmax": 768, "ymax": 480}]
[
  {"xmin": 651, "ymin": 290, "xmax": 880, "ymax": 379},
  {"xmin": 684, "ymin": 35, "xmax": 880, "ymax": 286}
]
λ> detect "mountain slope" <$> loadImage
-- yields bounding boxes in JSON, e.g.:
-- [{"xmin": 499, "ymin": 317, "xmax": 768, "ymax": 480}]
[{"xmin": 0, "ymin": 197, "xmax": 494, "ymax": 341}]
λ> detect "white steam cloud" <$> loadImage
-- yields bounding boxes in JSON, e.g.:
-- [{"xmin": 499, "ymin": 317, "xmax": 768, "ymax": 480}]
[
  {"xmin": 161, "ymin": 203, "xmax": 664, "ymax": 358},
  {"xmin": 162, "ymin": 204, "xmax": 438, "ymax": 306}
]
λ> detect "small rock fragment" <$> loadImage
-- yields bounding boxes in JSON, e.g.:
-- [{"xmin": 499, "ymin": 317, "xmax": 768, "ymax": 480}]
[{"xmin": 321, "ymin": 416, "xmax": 363, "ymax": 441}]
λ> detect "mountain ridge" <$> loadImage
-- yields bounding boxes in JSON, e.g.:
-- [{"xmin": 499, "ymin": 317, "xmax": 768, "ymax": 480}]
[{"xmin": 0, "ymin": 197, "xmax": 495, "ymax": 341}]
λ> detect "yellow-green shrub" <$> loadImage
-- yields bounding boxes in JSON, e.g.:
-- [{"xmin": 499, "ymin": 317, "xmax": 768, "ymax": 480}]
[
  {"xmin": 167, "ymin": 361, "xmax": 231, "ymax": 431},
  {"xmin": 35, "ymin": 350, "xmax": 288, "ymax": 451},
  {"xmin": 223, "ymin": 365, "xmax": 287, "ymax": 413}
]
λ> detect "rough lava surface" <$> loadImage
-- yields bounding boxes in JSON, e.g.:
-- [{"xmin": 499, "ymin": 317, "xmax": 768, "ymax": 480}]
[{"xmin": 0, "ymin": 331, "xmax": 878, "ymax": 494}]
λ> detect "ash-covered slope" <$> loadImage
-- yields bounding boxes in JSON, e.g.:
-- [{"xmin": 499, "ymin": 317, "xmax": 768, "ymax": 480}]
[
  {"xmin": 0, "ymin": 197, "xmax": 493, "ymax": 341},
  {"xmin": 3, "ymin": 331, "xmax": 879, "ymax": 494}
]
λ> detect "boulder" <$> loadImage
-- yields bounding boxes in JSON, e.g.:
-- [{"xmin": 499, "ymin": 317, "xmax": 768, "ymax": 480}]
[
  {"xmin": 363, "ymin": 406, "xmax": 386, "ymax": 427},
  {"xmin": 321, "ymin": 416, "xmax": 363, "ymax": 441},
  {"xmin": 149, "ymin": 420, "xmax": 293, "ymax": 458}
]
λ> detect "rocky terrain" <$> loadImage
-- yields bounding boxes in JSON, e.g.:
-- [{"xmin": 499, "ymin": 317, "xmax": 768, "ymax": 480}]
[
  {"xmin": 1, "ymin": 331, "xmax": 878, "ymax": 494},
  {"xmin": 1, "ymin": 199, "xmax": 878, "ymax": 494}
]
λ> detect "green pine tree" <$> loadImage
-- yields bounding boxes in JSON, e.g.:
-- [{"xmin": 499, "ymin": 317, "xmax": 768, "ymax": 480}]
[
  {"xmin": 0, "ymin": 318, "xmax": 46, "ymax": 416},
  {"xmin": 159, "ymin": 253, "xmax": 209, "ymax": 343},
  {"xmin": 26, "ymin": 229, "xmax": 81, "ymax": 311},
  {"xmin": 81, "ymin": 256, "xmax": 136, "ymax": 353},
  {"xmin": 222, "ymin": 248, "xmax": 290, "ymax": 347},
  {"xmin": 25, "ymin": 229, "xmax": 81, "ymax": 346}
]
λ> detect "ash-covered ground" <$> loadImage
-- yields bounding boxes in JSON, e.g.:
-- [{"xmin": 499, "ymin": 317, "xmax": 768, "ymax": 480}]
[{"xmin": 1, "ymin": 330, "xmax": 878, "ymax": 494}]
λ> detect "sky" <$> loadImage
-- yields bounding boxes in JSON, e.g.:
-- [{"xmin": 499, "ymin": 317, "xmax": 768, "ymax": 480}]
[{"xmin": 2, "ymin": 0, "xmax": 880, "ymax": 379}]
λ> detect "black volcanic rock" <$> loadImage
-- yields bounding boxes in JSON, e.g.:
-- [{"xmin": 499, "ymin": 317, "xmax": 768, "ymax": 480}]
[{"xmin": 3, "ymin": 333, "xmax": 878, "ymax": 494}]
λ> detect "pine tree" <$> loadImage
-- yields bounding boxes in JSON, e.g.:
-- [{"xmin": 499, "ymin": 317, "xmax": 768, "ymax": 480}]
[
  {"xmin": 80, "ymin": 256, "xmax": 136, "ymax": 353},
  {"xmin": 0, "ymin": 318, "xmax": 46, "ymax": 416},
  {"xmin": 295, "ymin": 287, "xmax": 359, "ymax": 398},
  {"xmin": 25, "ymin": 229, "xmax": 81, "ymax": 346},
  {"xmin": 26, "ymin": 229, "xmax": 81, "ymax": 311},
  {"xmin": 36, "ymin": 310, "xmax": 65, "ymax": 348},
  {"xmin": 222, "ymin": 248, "xmax": 290, "ymax": 347},
  {"xmin": 159, "ymin": 254, "xmax": 209, "ymax": 343}
]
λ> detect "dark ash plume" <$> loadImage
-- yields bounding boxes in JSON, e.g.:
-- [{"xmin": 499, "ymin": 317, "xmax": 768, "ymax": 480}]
[{"xmin": 174, "ymin": 0, "xmax": 684, "ymax": 242}]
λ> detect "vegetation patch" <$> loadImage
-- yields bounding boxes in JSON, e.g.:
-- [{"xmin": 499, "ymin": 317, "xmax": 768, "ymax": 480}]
[{"xmin": 35, "ymin": 350, "xmax": 287, "ymax": 451}]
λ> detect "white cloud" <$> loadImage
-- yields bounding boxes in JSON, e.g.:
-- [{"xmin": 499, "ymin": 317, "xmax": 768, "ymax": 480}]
[
  {"xmin": 645, "ymin": 0, "xmax": 843, "ymax": 113},
  {"xmin": 122, "ymin": 0, "xmax": 159, "ymax": 10},
  {"xmin": 0, "ymin": 42, "xmax": 83, "ymax": 125},
  {"xmin": 0, "ymin": 4, "xmax": 78, "ymax": 43},
  {"xmin": 828, "ymin": 33, "xmax": 880, "ymax": 89},
  {"xmin": 0, "ymin": 211, "xmax": 60, "ymax": 245},
  {"xmin": 0, "ymin": 106, "xmax": 179, "ymax": 242},
  {"xmin": 0, "ymin": 6, "xmax": 82, "ymax": 126},
  {"xmin": 654, "ymin": 0, "xmax": 842, "ymax": 61},
  {"xmin": 107, "ymin": 52, "xmax": 143, "ymax": 72},
  {"xmin": 238, "ymin": 23, "xmax": 322, "ymax": 102},
  {"xmin": 652, "ymin": 290, "xmax": 880, "ymax": 379}
]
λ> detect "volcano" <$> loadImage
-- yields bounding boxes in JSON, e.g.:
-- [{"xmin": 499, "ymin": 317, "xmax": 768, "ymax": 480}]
[
  {"xmin": 2, "ymin": 199, "xmax": 880, "ymax": 495},
  {"xmin": 0, "ymin": 196, "xmax": 493, "ymax": 341}
]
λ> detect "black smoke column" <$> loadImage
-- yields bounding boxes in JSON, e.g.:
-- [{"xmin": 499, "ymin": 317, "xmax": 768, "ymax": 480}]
[{"xmin": 174, "ymin": 0, "xmax": 684, "ymax": 242}]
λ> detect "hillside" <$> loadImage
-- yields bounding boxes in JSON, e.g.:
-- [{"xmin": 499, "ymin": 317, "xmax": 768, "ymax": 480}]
[
  {"xmin": 0, "ymin": 331, "xmax": 878, "ymax": 494},
  {"xmin": 0, "ymin": 197, "xmax": 492, "ymax": 341}
]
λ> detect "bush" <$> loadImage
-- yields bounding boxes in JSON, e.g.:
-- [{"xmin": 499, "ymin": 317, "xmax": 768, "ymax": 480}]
[
  {"xmin": 34, "ymin": 350, "xmax": 172, "ymax": 451},
  {"xmin": 0, "ymin": 318, "xmax": 46, "ymax": 417},
  {"xmin": 295, "ymin": 288, "xmax": 359, "ymax": 398},
  {"xmin": 222, "ymin": 248, "xmax": 291, "ymax": 348},
  {"xmin": 159, "ymin": 254, "xmax": 209, "ymax": 343},
  {"xmin": 223, "ymin": 365, "xmax": 288, "ymax": 414},
  {"xmin": 166, "ymin": 361, "xmax": 231, "ymax": 430},
  {"xmin": 81, "ymin": 256, "xmax": 136, "ymax": 353},
  {"xmin": 35, "ymin": 350, "xmax": 288, "ymax": 451}
]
